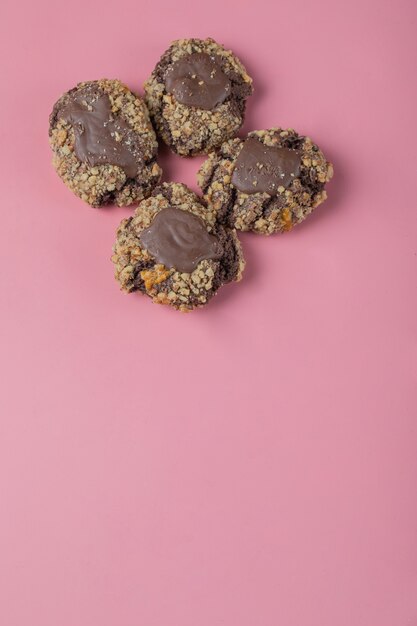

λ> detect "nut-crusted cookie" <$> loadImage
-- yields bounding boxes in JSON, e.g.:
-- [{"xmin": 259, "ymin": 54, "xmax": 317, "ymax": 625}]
[
  {"xmin": 198, "ymin": 129, "xmax": 334, "ymax": 234},
  {"xmin": 49, "ymin": 79, "xmax": 161, "ymax": 207},
  {"xmin": 112, "ymin": 183, "xmax": 245, "ymax": 311},
  {"xmin": 144, "ymin": 38, "xmax": 253, "ymax": 156}
]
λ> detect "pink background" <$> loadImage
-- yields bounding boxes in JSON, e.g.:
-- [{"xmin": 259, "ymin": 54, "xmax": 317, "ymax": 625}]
[{"xmin": 1, "ymin": 0, "xmax": 417, "ymax": 624}]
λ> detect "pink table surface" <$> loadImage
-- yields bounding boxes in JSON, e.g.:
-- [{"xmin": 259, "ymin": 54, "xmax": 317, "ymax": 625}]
[{"xmin": 1, "ymin": 0, "xmax": 416, "ymax": 624}]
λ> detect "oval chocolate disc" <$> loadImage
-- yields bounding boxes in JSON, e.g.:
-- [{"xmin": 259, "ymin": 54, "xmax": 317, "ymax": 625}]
[
  {"xmin": 165, "ymin": 52, "xmax": 231, "ymax": 110},
  {"xmin": 139, "ymin": 207, "xmax": 223, "ymax": 273},
  {"xmin": 231, "ymin": 137, "xmax": 302, "ymax": 194}
]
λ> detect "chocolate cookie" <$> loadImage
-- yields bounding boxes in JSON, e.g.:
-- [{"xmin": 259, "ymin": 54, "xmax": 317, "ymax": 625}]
[
  {"xmin": 49, "ymin": 79, "xmax": 161, "ymax": 207},
  {"xmin": 144, "ymin": 38, "xmax": 253, "ymax": 156},
  {"xmin": 198, "ymin": 129, "xmax": 334, "ymax": 234},
  {"xmin": 112, "ymin": 183, "xmax": 245, "ymax": 311}
]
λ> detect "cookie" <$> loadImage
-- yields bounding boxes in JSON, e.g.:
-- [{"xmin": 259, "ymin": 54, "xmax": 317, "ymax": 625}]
[
  {"xmin": 111, "ymin": 183, "xmax": 245, "ymax": 311},
  {"xmin": 144, "ymin": 38, "xmax": 253, "ymax": 156},
  {"xmin": 198, "ymin": 129, "xmax": 334, "ymax": 234},
  {"xmin": 49, "ymin": 79, "xmax": 161, "ymax": 207}
]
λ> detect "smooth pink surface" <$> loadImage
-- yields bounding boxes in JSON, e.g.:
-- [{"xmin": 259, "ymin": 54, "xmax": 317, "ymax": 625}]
[{"xmin": 1, "ymin": 0, "xmax": 417, "ymax": 624}]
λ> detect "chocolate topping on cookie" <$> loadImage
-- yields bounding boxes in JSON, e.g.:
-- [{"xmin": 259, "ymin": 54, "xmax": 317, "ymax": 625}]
[
  {"xmin": 165, "ymin": 52, "xmax": 231, "ymax": 110},
  {"xmin": 60, "ymin": 92, "xmax": 138, "ymax": 178},
  {"xmin": 231, "ymin": 138, "xmax": 302, "ymax": 194},
  {"xmin": 139, "ymin": 207, "xmax": 223, "ymax": 273}
]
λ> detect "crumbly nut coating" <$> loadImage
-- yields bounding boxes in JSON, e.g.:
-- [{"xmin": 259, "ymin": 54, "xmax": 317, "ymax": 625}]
[
  {"xmin": 111, "ymin": 183, "xmax": 245, "ymax": 311},
  {"xmin": 144, "ymin": 38, "xmax": 253, "ymax": 156},
  {"xmin": 198, "ymin": 129, "xmax": 334, "ymax": 234},
  {"xmin": 49, "ymin": 79, "xmax": 161, "ymax": 207}
]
